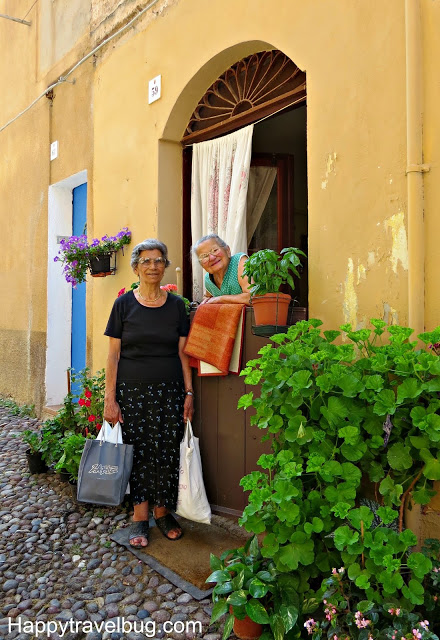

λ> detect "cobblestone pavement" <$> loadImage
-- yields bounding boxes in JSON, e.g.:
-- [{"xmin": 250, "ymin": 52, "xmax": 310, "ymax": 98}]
[{"xmin": 0, "ymin": 409, "xmax": 227, "ymax": 640}]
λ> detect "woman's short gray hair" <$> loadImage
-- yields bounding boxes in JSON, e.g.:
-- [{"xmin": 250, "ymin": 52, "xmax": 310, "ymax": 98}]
[
  {"xmin": 131, "ymin": 239, "xmax": 170, "ymax": 269},
  {"xmin": 191, "ymin": 234, "xmax": 228, "ymax": 255}
]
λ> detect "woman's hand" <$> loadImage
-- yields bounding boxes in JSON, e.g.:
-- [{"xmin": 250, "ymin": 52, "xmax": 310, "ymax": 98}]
[
  {"xmin": 104, "ymin": 398, "xmax": 123, "ymax": 424},
  {"xmin": 183, "ymin": 395, "xmax": 194, "ymax": 423}
]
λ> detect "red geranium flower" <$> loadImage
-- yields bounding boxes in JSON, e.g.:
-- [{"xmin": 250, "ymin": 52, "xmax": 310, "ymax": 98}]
[
  {"xmin": 96, "ymin": 424, "xmax": 102, "ymax": 431},
  {"xmin": 84, "ymin": 390, "xmax": 92, "ymax": 398},
  {"xmin": 161, "ymin": 283, "xmax": 178, "ymax": 292},
  {"xmin": 85, "ymin": 399, "xmax": 91, "ymax": 407},
  {"xmin": 88, "ymin": 415, "xmax": 96, "ymax": 422},
  {"xmin": 78, "ymin": 398, "xmax": 86, "ymax": 406}
]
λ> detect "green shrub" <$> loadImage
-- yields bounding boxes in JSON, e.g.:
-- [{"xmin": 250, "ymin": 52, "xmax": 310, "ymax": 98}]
[{"xmin": 237, "ymin": 319, "xmax": 440, "ymax": 630}]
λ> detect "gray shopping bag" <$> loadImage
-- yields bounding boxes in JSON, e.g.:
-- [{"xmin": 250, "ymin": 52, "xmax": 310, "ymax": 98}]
[{"xmin": 77, "ymin": 436, "xmax": 133, "ymax": 506}]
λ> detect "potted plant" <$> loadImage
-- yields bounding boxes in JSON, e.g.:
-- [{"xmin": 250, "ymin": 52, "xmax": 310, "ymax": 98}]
[
  {"xmin": 55, "ymin": 432, "xmax": 87, "ymax": 488},
  {"xmin": 206, "ymin": 535, "xmax": 299, "ymax": 640},
  {"xmin": 39, "ymin": 418, "xmax": 66, "ymax": 470},
  {"xmin": 54, "ymin": 227, "xmax": 131, "ymax": 287},
  {"xmin": 242, "ymin": 247, "xmax": 306, "ymax": 327},
  {"xmin": 22, "ymin": 429, "xmax": 47, "ymax": 474}
]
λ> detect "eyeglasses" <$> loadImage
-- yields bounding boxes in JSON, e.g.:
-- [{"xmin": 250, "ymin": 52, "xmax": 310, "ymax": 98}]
[
  {"xmin": 138, "ymin": 257, "xmax": 166, "ymax": 267},
  {"xmin": 198, "ymin": 246, "xmax": 222, "ymax": 264}
]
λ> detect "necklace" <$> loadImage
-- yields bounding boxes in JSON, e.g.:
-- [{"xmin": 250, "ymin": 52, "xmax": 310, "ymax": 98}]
[{"xmin": 137, "ymin": 287, "xmax": 163, "ymax": 303}]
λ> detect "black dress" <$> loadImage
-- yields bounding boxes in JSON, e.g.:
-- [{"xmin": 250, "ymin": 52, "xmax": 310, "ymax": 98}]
[{"xmin": 104, "ymin": 291, "xmax": 189, "ymax": 508}]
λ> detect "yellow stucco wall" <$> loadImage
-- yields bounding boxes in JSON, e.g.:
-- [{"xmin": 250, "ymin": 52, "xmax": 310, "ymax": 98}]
[
  {"xmin": 91, "ymin": 0, "xmax": 414, "ymax": 369},
  {"xmin": 1, "ymin": 0, "xmax": 439, "ymax": 409}
]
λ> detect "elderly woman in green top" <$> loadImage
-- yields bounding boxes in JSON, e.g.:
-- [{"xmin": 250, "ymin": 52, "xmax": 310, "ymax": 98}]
[{"xmin": 193, "ymin": 234, "xmax": 251, "ymax": 305}]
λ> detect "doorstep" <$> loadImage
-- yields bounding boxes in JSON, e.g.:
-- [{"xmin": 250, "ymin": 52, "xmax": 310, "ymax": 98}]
[{"xmin": 41, "ymin": 404, "xmax": 63, "ymax": 421}]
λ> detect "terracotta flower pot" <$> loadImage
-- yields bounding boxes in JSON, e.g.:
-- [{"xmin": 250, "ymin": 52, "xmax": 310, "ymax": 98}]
[
  {"xmin": 233, "ymin": 615, "xmax": 263, "ymax": 640},
  {"xmin": 251, "ymin": 292, "xmax": 291, "ymax": 326}
]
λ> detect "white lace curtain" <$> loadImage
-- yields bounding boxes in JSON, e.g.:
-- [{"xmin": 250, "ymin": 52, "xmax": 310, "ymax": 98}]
[{"xmin": 190, "ymin": 125, "xmax": 254, "ymax": 301}]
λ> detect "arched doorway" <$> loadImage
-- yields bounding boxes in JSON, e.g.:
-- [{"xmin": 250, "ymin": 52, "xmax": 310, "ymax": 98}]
[
  {"xmin": 181, "ymin": 49, "xmax": 308, "ymax": 305},
  {"xmin": 158, "ymin": 45, "xmax": 308, "ymax": 514}
]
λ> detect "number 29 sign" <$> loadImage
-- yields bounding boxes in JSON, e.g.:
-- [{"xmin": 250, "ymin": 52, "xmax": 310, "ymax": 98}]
[{"xmin": 148, "ymin": 75, "xmax": 161, "ymax": 104}]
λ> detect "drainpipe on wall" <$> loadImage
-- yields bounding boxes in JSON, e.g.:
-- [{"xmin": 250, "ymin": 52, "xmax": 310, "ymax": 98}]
[{"xmin": 405, "ymin": 0, "xmax": 429, "ymax": 334}]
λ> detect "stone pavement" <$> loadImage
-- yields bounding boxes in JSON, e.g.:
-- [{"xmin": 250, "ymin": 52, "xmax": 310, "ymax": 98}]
[{"xmin": 0, "ymin": 408, "xmax": 226, "ymax": 640}]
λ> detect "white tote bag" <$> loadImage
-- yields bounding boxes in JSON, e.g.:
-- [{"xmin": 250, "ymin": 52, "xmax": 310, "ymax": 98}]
[
  {"xmin": 97, "ymin": 420, "xmax": 130, "ymax": 494},
  {"xmin": 176, "ymin": 420, "xmax": 211, "ymax": 524}
]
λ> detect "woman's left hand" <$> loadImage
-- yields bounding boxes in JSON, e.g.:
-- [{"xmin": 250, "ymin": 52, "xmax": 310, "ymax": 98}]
[{"xmin": 183, "ymin": 395, "xmax": 194, "ymax": 422}]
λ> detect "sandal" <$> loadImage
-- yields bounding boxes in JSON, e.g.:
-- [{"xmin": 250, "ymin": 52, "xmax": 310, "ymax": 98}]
[
  {"xmin": 154, "ymin": 512, "xmax": 183, "ymax": 541},
  {"xmin": 128, "ymin": 521, "xmax": 149, "ymax": 548}
]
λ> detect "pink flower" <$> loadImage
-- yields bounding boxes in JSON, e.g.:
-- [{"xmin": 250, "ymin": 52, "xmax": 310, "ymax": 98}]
[
  {"xmin": 354, "ymin": 611, "xmax": 370, "ymax": 629},
  {"xmin": 117, "ymin": 288, "xmax": 126, "ymax": 297},
  {"xmin": 304, "ymin": 620, "xmax": 317, "ymax": 635},
  {"xmin": 161, "ymin": 283, "xmax": 177, "ymax": 292}
]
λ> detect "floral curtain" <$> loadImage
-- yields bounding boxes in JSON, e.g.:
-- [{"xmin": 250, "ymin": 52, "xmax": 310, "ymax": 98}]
[{"xmin": 190, "ymin": 124, "xmax": 254, "ymax": 301}]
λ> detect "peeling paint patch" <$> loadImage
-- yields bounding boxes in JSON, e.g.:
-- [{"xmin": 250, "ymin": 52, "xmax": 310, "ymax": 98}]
[
  {"xmin": 357, "ymin": 262, "xmax": 366, "ymax": 285},
  {"xmin": 367, "ymin": 251, "xmax": 376, "ymax": 268},
  {"xmin": 326, "ymin": 152, "xmax": 337, "ymax": 175},
  {"xmin": 343, "ymin": 258, "xmax": 357, "ymax": 326},
  {"xmin": 321, "ymin": 152, "xmax": 337, "ymax": 189},
  {"xmin": 383, "ymin": 302, "xmax": 399, "ymax": 325},
  {"xmin": 384, "ymin": 212, "xmax": 408, "ymax": 273}
]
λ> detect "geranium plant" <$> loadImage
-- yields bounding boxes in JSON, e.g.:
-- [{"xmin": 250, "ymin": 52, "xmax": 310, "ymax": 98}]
[
  {"xmin": 304, "ymin": 569, "xmax": 439, "ymax": 640},
  {"xmin": 233, "ymin": 319, "xmax": 440, "ymax": 636},
  {"xmin": 54, "ymin": 227, "xmax": 131, "ymax": 286}
]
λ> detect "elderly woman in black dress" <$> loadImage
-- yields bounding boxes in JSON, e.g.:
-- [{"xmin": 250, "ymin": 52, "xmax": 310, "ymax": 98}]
[{"xmin": 103, "ymin": 239, "xmax": 194, "ymax": 547}]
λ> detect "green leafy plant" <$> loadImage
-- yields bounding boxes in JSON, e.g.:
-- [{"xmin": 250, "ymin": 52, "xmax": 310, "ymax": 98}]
[
  {"xmin": 304, "ymin": 568, "xmax": 439, "ymax": 640},
  {"xmin": 55, "ymin": 432, "xmax": 86, "ymax": 481},
  {"xmin": 40, "ymin": 368, "xmax": 103, "ymax": 473},
  {"xmin": 207, "ymin": 535, "xmax": 300, "ymax": 640},
  {"xmin": 73, "ymin": 368, "xmax": 105, "ymax": 436},
  {"xmin": 242, "ymin": 247, "xmax": 306, "ymax": 295},
  {"xmin": 0, "ymin": 397, "xmax": 35, "ymax": 417},
  {"xmin": 39, "ymin": 418, "xmax": 65, "ymax": 466},
  {"xmin": 22, "ymin": 429, "xmax": 41, "ymax": 454},
  {"xmin": 236, "ymin": 319, "xmax": 440, "ymax": 631}
]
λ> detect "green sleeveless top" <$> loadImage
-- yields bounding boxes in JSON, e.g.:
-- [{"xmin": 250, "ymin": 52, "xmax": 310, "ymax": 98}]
[{"xmin": 204, "ymin": 253, "xmax": 247, "ymax": 297}]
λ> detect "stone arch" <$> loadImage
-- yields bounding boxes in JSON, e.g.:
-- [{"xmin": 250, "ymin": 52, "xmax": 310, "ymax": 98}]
[{"xmin": 157, "ymin": 40, "xmax": 306, "ymax": 286}]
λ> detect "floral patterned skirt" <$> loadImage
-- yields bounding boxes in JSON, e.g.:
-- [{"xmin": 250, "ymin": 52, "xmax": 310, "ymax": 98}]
[{"xmin": 116, "ymin": 380, "xmax": 185, "ymax": 509}]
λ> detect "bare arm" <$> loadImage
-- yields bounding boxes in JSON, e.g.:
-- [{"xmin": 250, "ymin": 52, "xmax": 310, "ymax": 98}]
[
  {"xmin": 104, "ymin": 337, "xmax": 123, "ymax": 424},
  {"xmin": 205, "ymin": 255, "xmax": 251, "ymax": 305},
  {"xmin": 178, "ymin": 336, "xmax": 194, "ymax": 422}
]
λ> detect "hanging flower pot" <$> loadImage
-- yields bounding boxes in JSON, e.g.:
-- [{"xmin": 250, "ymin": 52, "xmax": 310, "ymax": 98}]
[
  {"xmin": 89, "ymin": 252, "xmax": 114, "ymax": 277},
  {"xmin": 54, "ymin": 227, "xmax": 131, "ymax": 286}
]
